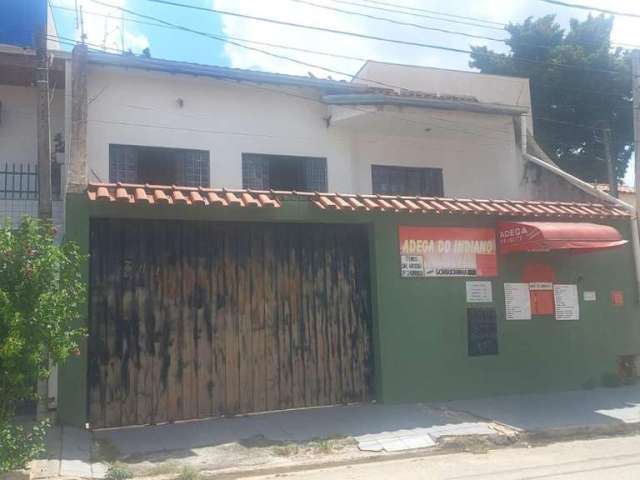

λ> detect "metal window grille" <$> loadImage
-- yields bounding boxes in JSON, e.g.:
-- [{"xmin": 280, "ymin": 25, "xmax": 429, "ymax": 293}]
[
  {"xmin": 242, "ymin": 154, "xmax": 328, "ymax": 192},
  {"xmin": 0, "ymin": 162, "xmax": 63, "ymax": 200},
  {"xmin": 0, "ymin": 162, "xmax": 65, "ymax": 229},
  {"xmin": 303, "ymin": 157, "xmax": 328, "ymax": 192},
  {"xmin": 176, "ymin": 150, "xmax": 210, "ymax": 187},
  {"xmin": 372, "ymin": 165, "xmax": 444, "ymax": 197},
  {"xmin": 109, "ymin": 145, "xmax": 139, "ymax": 183},
  {"xmin": 242, "ymin": 154, "xmax": 270, "ymax": 190}
]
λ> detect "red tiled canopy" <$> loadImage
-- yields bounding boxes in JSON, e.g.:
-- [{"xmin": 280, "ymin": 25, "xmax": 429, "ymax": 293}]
[
  {"xmin": 311, "ymin": 193, "xmax": 629, "ymax": 219},
  {"xmin": 87, "ymin": 183, "xmax": 281, "ymax": 208},
  {"xmin": 86, "ymin": 183, "xmax": 630, "ymax": 220}
]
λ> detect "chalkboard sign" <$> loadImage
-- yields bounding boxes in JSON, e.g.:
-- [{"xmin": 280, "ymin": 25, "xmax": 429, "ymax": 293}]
[{"xmin": 467, "ymin": 308, "xmax": 498, "ymax": 356}]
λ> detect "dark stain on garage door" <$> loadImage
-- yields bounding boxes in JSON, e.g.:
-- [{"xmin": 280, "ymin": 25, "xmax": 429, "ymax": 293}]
[{"xmin": 88, "ymin": 219, "xmax": 373, "ymax": 428}]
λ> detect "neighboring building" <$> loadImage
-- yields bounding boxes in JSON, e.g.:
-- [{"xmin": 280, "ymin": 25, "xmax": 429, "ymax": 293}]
[
  {"xmin": 0, "ymin": 0, "xmax": 65, "ymax": 230},
  {"xmin": 4, "ymin": 44, "xmax": 638, "ymax": 428},
  {"xmin": 595, "ymin": 184, "xmax": 636, "ymax": 209}
]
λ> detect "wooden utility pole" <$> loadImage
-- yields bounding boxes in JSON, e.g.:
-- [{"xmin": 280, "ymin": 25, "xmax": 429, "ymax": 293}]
[
  {"xmin": 35, "ymin": 13, "xmax": 51, "ymax": 420},
  {"xmin": 633, "ymin": 51, "xmax": 640, "ymax": 212},
  {"xmin": 36, "ymin": 24, "xmax": 52, "ymax": 219}
]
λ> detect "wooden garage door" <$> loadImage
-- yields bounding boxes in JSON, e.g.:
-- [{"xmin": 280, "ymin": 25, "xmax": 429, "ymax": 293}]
[{"xmin": 88, "ymin": 219, "xmax": 373, "ymax": 428}]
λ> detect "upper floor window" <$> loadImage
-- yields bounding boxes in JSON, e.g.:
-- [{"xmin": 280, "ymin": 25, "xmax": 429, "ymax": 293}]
[
  {"xmin": 109, "ymin": 145, "xmax": 210, "ymax": 187},
  {"xmin": 371, "ymin": 165, "xmax": 443, "ymax": 197},
  {"xmin": 242, "ymin": 153, "xmax": 327, "ymax": 192}
]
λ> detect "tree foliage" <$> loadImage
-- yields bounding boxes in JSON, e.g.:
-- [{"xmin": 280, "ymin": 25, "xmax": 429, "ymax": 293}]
[
  {"xmin": 470, "ymin": 14, "xmax": 633, "ymax": 183},
  {"xmin": 0, "ymin": 217, "xmax": 85, "ymax": 472}
]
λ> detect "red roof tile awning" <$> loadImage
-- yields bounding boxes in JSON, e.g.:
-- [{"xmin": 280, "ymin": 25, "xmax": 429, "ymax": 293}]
[
  {"xmin": 498, "ymin": 221, "xmax": 628, "ymax": 254},
  {"xmin": 85, "ymin": 184, "xmax": 631, "ymax": 220},
  {"xmin": 87, "ymin": 183, "xmax": 281, "ymax": 208}
]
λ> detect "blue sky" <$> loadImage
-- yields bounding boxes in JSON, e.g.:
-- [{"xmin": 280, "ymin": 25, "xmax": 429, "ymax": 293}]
[{"xmin": 50, "ymin": 0, "xmax": 640, "ymax": 185}]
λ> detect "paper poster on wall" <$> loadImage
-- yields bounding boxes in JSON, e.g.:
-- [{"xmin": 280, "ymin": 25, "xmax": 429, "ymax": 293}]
[
  {"xmin": 554, "ymin": 284, "xmax": 580, "ymax": 320},
  {"xmin": 504, "ymin": 283, "xmax": 531, "ymax": 320},
  {"xmin": 466, "ymin": 281, "xmax": 493, "ymax": 303},
  {"xmin": 399, "ymin": 227, "xmax": 497, "ymax": 277},
  {"xmin": 583, "ymin": 291, "xmax": 597, "ymax": 302}
]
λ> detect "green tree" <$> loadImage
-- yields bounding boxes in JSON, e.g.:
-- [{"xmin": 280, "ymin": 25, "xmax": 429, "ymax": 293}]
[
  {"xmin": 470, "ymin": 14, "xmax": 633, "ymax": 183},
  {"xmin": 0, "ymin": 217, "xmax": 85, "ymax": 472}
]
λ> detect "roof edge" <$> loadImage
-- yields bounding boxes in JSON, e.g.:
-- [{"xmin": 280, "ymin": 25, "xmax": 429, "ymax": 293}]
[{"xmin": 323, "ymin": 93, "xmax": 528, "ymax": 116}]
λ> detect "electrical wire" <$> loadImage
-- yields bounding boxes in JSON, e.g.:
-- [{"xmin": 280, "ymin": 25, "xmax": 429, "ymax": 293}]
[
  {"xmin": 137, "ymin": 0, "xmax": 635, "ymax": 79},
  {"xmin": 354, "ymin": 0, "xmax": 505, "ymax": 26},
  {"xmin": 52, "ymin": 4, "xmax": 368, "ymax": 63},
  {"xmin": 87, "ymin": 0, "xmax": 635, "ymax": 102},
  {"xmin": 48, "ymin": 35, "xmax": 617, "ymax": 143},
  {"xmin": 289, "ymin": 0, "xmax": 507, "ymax": 42},
  {"xmin": 539, "ymin": 0, "xmax": 640, "ymax": 19},
  {"xmin": 326, "ymin": 0, "xmax": 640, "ymax": 50},
  {"xmin": 45, "ymin": 35, "xmax": 519, "ymax": 145}
]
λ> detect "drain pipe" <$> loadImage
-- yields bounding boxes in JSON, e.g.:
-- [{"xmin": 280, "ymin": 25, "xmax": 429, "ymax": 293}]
[{"xmin": 524, "ymin": 151, "xmax": 640, "ymax": 300}]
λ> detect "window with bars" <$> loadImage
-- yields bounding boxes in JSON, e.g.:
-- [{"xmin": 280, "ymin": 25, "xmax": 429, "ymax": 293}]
[
  {"xmin": 109, "ymin": 145, "xmax": 210, "ymax": 187},
  {"xmin": 371, "ymin": 165, "xmax": 443, "ymax": 197},
  {"xmin": 242, "ymin": 153, "xmax": 327, "ymax": 192}
]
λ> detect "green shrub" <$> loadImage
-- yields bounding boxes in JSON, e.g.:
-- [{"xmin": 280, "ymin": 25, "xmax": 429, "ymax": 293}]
[
  {"xmin": 0, "ymin": 217, "xmax": 86, "ymax": 472},
  {"xmin": 0, "ymin": 420, "xmax": 48, "ymax": 472},
  {"xmin": 176, "ymin": 465, "xmax": 201, "ymax": 480},
  {"xmin": 105, "ymin": 462, "xmax": 133, "ymax": 480}
]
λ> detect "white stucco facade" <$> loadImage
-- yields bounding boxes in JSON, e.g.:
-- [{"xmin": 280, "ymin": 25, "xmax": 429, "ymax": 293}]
[{"xmin": 85, "ymin": 64, "xmax": 526, "ymax": 200}]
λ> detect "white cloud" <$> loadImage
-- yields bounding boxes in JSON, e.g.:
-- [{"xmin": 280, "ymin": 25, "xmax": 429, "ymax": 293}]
[
  {"xmin": 212, "ymin": 0, "xmax": 505, "ymax": 78},
  {"xmin": 57, "ymin": 0, "xmax": 150, "ymax": 53},
  {"xmin": 213, "ymin": 0, "xmax": 640, "ymax": 79}
]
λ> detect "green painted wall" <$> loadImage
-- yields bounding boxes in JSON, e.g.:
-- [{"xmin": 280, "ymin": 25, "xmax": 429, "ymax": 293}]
[
  {"xmin": 372, "ymin": 214, "xmax": 640, "ymax": 403},
  {"xmin": 58, "ymin": 193, "xmax": 640, "ymax": 426}
]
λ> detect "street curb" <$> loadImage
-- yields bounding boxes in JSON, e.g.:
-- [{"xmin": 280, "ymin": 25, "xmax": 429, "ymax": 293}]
[
  {"xmin": 199, "ymin": 425, "xmax": 640, "ymax": 479},
  {"xmin": 0, "ymin": 470, "xmax": 29, "ymax": 480}
]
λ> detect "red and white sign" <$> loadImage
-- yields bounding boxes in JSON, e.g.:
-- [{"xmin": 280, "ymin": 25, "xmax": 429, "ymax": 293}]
[{"xmin": 399, "ymin": 226, "xmax": 497, "ymax": 277}]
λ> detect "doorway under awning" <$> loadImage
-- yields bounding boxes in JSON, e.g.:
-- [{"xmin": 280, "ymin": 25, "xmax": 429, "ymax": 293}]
[{"xmin": 498, "ymin": 221, "xmax": 628, "ymax": 254}]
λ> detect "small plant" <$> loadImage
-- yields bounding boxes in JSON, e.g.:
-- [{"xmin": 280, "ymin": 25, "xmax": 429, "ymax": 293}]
[
  {"xmin": 92, "ymin": 438, "xmax": 121, "ymax": 463},
  {"xmin": 176, "ymin": 465, "xmax": 201, "ymax": 480},
  {"xmin": 272, "ymin": 443, "xmax": 299, "ymax": 457},
  {"xmin": 104, "ymin": 462, "xmax": 133, "ymax": 480},
  {"xmin": 314, "ymin": 439, "xmax": 332, "ymax": 454}
]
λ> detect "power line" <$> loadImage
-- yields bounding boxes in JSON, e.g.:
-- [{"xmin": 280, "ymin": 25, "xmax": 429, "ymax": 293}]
[
  {"xmin": 355, "ymin": 0, "xmax": 505, "ymax": 26},
  {"xmin": 49, "ymin": 35, "xmax": 619, "ymax": 141},
  {"xmin": 49, "ymin": 35, "xmax": 636, "ymax": 164},
  {"xmin": 329, "ymin": 0, "xmax": 505, "ymax": 31},
  {"xmin": 52, "ymin": 4, "xmax": 368, "ymax": 62},
  {"xmin": 290, "ymin": 0, "xmax": 507, "ymax": 43},
  {"xmin": 56, "ymin": 0, "xmax": 636, "ymax": 107},
  {"xmin": 81, "ymin": 0, "xmax": 635, "ymax": 104},
  {"xmin": 46, "ymin": 35, "xmax": 519, "ymax": 145},
  {"xmin": 138, "ymin": 0, "xmax": 635, "ymax": 79},
  {"xmin": 329, "ymin": 0, "xmax": 640, "ymax": 50},
  {"xmin": 539, "ymin": 0, "xmax": 640, "ymax": 19}
]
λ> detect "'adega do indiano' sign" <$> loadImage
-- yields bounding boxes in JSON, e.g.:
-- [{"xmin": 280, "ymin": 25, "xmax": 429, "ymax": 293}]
[{"xmin": 399, "ymin": 226, "xmax": 497, "ymax": 278}]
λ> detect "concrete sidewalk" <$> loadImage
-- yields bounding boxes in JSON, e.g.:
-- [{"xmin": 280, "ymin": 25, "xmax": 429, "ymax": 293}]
[
  {"xmin": 94, "ymin": 403, "xmax": 494, "ymax": 455},
  {"xmin": 36, "ymin": 384, "xmax": 640, "ymax": 479},
  {"xmin": 441, "ymin": 384, "xmax": 640, "ymax": 432}
]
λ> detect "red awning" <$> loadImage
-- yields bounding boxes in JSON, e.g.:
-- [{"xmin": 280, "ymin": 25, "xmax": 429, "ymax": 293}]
[{"xmin": 498, "ymin": 221, "xmax": 627, "ymax": 254}]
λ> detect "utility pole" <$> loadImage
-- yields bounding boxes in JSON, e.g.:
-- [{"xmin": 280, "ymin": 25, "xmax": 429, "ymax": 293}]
[
  {"xmin": 603, "ymin": 127, "xmax": 618, "ymax": 198},
  {"xmin": 36, "ymin": 18, "xmax": 52, "ymax": 219},
  {"xmin": 633, "ymin": 51, "xmax": 640, "ymax": 214},
  {"xmin": 35, "ymin": 6, "xmax": 51, "ymax": 420}
]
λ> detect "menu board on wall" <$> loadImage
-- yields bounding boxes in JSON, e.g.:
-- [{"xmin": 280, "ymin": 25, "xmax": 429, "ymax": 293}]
[
  {"xmin": 466, "ymin": 281, "xmax": 493, "ymax": 303},
  {"xmin": 399, "ymin": 227, "xmax": 497, "ymax": 277},
  {"xmin": 554, "ymin": 284, "xmax": 580, "ymax": 320},
  {"xmin": 504, "ymin": 283, "xmax": 531, "ymax": 320}
]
